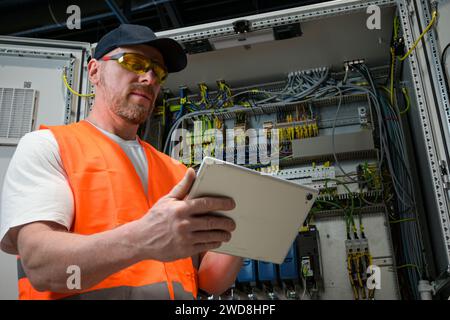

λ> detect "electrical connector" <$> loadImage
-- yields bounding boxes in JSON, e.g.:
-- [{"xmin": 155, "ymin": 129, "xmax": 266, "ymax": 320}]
[{"xmin": 343, "ymin": 59, "xmax": 365, "ymax": 70}]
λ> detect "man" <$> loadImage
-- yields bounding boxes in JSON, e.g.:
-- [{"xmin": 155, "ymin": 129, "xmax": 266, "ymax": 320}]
[{"xmin": 0, "ymin": 24, "xmax": 242, "ymax": 299}]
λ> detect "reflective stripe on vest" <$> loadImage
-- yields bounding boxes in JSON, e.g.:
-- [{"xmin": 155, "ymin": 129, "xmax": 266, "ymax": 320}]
[
  {"xmin": 62, "ymin": 282, "xmax": 194, "ymax": 300},
  {"xmin": 17, "ymin": 121, "xmax": 198, "ymax": 300}
]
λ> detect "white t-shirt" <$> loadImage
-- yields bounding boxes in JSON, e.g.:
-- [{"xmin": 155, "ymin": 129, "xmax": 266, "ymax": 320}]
[{"xmin": 0, "ymin": 124, "xmax": 148, "ymax": 254}]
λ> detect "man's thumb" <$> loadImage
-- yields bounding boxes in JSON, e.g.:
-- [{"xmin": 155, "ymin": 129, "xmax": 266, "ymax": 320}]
[{"xmin": 168, "ymin": 168, "xmax": 196, "ymax": 199}]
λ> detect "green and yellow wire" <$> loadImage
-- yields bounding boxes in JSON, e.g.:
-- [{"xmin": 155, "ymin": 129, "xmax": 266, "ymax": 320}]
[
  {"xmin": 399, "ymin": 10, "xmax": 438, "ymax": 61},
  {"xmin": 62, "ymin": 72, "xmax": 95, "ymax": 98}
]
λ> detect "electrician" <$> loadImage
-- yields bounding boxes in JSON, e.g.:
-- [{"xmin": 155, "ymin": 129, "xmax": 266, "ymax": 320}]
[{"xmin": 0, "ymin": 24, "xmax": 242, "ymax": 300}]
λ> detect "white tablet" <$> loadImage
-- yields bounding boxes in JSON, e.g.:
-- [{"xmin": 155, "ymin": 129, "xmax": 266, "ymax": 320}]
[{"xmin": 187, "ymin": 157, "xmax": 319, "ymax": 264}]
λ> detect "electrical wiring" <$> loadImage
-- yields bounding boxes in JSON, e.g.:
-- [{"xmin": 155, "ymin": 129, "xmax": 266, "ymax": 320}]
[
  {"xmin": 442, "ymin": 43, "xmax": 450, "ymax": 93},
  {"xmin": 358, "ymin": 191, "xmax": 380, "ymax": 207},
  {"xmin": 442, "ymin": 43, "xmax": 450, "ymax": 69},
  {"xmin": 354, "ymin": 255, "xmax": 365, "ymax": 298},
  {"xmin": 342, "ymin": 65, "xmax": 349, "ymax": 85},
  {"xmin": 318, "ymin": 180, "xmax": 356, "ymax": 238},
  {"xmin": 138, "ymin": 1, "xmax": 446, "ymax": 297},
  {"xmin": 347, "ymin": 255, "xmax": 359, "ymax": 300},
  {"xmin": 390, "ymin": 47, "xmax": 396, "ymax": 105},
  {"xmin": 349, "ymin": 64, "xmax": 425, "ymax": 299},
  {"xmin": 330, "ymin": 84, "xmax": 385, "ymax": 185},
  {"xmin": 305, "ymin": 207, "xmax": 318, "ymax": 226},
  {"xmin": 164, "ymin": 103, "xmax": 267, "ymax": 155},
  {"xmin": 164, "ymin": 69, "xmax": 333, "ymax": 157},
  {"xmin": 165, "ymin": 96, "xmax": 312, "ymax": 156},
  {"xmin": 390, "ymin": 13, "xmax": 400, "ymax": 106},
  {"xmin": 315, "ymin": 198, "xmax": 351, "ymax": 234},
  {"xmin": 396, "ymin": 264, "xmax": 422, "ymax": 277},
  {"xmin": 399, "ymin": 10, "xmax": 437, "ymax": 61},
  {"xmin": 380, "ymin": 95, "xmax": 414, "ymax": 204},
  {"xmin": 399, "ymin": 10, "xmax": 438, "ymax": 61},
  {"xmin": 356, "ymin": 195, "xmax": 365, "ymax": 237},
  {"xmin": 399, "ymin": 87, "xmax": 411, "ymax": 115},
  {"xmin": 323, "ymin": 178, "xmax": 355, "ymax": 218},
  {"xmin": 315, "ymin": 198, "xmax": 344, "ymax": 211},
  {"xmin": 378, "ymin": 97, "xmax": 424, "ymax": 297},
  {"xmin": 62, "ymin": 71, "xmax": 95, "ymax": 97},
  {"xmin": 386, "ymin": 13, "xmax": 412, "ymax": 123},
  {"xmin": 384, "ymin": 86, "xmax": 411, "ymax": 115},
  {"xmin": 231, "ymin": 68, "xmax": 330, "ymax": 105},
  {"xmin": 301, "ymin": 277, "xmax": 307, "ymax": 300},
  {"xmin": 330, "ymin": 86, "xmax": 356, "ymax": 183},
  {"xmin": 277, "ymin": 65, "xmax": 415, "ymax": 213},
  {"xmin": 380, "ymin": 102, "xmax": 414, "ymax": 193},
  {"xmin": 159, "ymin": 61, "xmax": 431, "ymax": 299},
  {"xmin": 389, "ymin": 218, "xmax": 416, "ymax": 224},
  {"xmin": 353, "ymin": 65, "xmax": 416, "ymax": 204},
  {"xmin": 328, "ymin": 85, "xmax": 381, "ymax": 186},
  {"xmin": 283, "ymin": 68, "xmax": 330, "ymax": 102},
  {"xmin": 393, "ymin": 15, "xmax": 399, "ymax": 40}
]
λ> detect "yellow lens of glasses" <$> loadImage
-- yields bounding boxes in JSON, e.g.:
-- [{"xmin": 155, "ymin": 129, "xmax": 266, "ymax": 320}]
[{"xmin": 118, "ymin": 53, "xmax": 168, "ymax": 84}]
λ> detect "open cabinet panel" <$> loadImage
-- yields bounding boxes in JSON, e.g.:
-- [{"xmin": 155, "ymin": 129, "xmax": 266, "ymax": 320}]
[
  {"xmin": 146, "ymin": 0, "xmax": 450, "ymax": 299},
  {"xmin": 0, "ymin": 37, "xmax": 92, "ymax": 131},
  {"xmin": 395, "ymin": 0, "xmax": 450, "ymax": 298},
  {"xmin": 153, "ymin": 0, "xmax": 406, "ymax": 300},
  {"xmin": 161, "ymin": 1, "xmax": 396, "ymax": 93},
  {"xmin": 0, "ymin": 36, "xmax": 92, "ymax": 299}
]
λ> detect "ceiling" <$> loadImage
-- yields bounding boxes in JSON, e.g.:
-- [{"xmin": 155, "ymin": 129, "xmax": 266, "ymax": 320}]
[{"xmin": 0, "ymin": 0, "xmax": 333, "ymax": 43}]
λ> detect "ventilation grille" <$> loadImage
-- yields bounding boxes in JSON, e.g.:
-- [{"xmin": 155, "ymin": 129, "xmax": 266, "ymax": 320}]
[{"xmin": 0, "ymin": 88, "xmax": 37, "ymax": 145}]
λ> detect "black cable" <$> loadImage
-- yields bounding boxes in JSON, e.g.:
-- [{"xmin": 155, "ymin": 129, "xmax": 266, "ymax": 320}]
[
  {"xmin": 441, "ymin": 43, "xmax": 450, "ymax": 93},
  {"xmin": 443, "ymin": 43, "xmax": 450, "ymax": 66}
]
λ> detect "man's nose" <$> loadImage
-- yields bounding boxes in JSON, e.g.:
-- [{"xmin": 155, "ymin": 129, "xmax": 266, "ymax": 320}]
[{"xmin": 138, "ymin": 69, "xmax": 159, "ymax": 85}]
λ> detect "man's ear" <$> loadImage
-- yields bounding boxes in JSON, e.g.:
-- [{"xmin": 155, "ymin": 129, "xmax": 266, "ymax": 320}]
[{"xmin": 88, "ymin": 58, "xmax": 101, "ymax": 85}]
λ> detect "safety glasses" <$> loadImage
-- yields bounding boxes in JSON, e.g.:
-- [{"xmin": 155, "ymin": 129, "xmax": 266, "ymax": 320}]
[{"xmin": 101, "ymin": 52, "xmax": 168, "ymax": 85}]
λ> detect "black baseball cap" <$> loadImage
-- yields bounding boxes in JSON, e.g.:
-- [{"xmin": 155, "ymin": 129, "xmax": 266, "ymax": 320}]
[{"xmin": 93, "ymin": 24, "xmax": 187, "ymax": 73}]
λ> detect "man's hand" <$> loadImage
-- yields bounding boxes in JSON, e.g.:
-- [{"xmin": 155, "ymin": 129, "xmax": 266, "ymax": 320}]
[{"xmin": 134, "ymin": 168, "xmax": 236, "ymax": 262}]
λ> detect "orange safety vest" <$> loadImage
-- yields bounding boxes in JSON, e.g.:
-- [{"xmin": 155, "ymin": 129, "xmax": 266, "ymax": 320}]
[{"xmin": 17, "ymin": 120, "xmax": 198, "ymax": 300}]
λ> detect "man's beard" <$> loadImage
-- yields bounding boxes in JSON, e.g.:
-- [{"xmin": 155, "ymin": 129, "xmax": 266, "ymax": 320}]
[
  {"xmin": 104, "ymin": 79, "xmax": 155, "ymax": 125},
  {"xmin": 111, "ymin": 99, "xmax": 153, "ymax": 125}
]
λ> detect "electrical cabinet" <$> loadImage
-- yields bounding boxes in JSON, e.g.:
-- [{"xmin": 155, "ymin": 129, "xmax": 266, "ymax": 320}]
[
  {"xmin": 1, "ymin": 0, "xmax": 450, "ymax": 300},
  {"xmin": 0, "ymin": 37, "xmax": 91, "ymax": 299}
]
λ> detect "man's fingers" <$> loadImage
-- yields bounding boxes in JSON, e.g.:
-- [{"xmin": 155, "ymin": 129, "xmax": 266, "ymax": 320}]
[
  {"xmin": 189, "ymin": 215, "xmax": 236, "ymax": 232},
  {"xmin": 168, "ymin": 168, "xmax": 196, "ymax": 200},
  {"xmin": 183, "ymin": 197, "xmax": 236, "ymax": 216},
  {"xmin": 193, "ymin": 242, "xmax": 222, "ymax": 253},
  {"xmin": 192, "ymin": 230, "xmax": 232, "ymax": 245}
]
